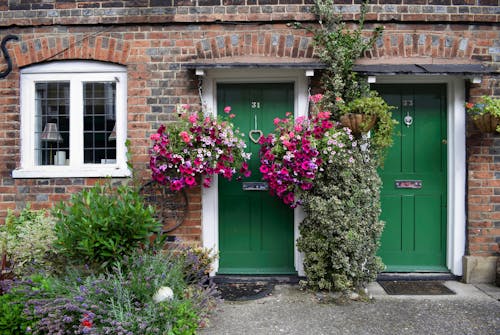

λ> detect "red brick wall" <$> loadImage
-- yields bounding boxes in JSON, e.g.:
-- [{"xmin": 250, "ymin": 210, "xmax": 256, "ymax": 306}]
[
  {"xmin": 0, "ymin": 23, "xmax": 318, "ymax": 243},
  {"xmin": 0, "ymin": 2, "xmax": 499, "ymax": 248},
  {"xmin": 466, "ymin": 77, "xmax": 500, "ymax": 257},
  {"xmin": 0, "ymin": 1, "xmax": 498, "ymax": 27}
]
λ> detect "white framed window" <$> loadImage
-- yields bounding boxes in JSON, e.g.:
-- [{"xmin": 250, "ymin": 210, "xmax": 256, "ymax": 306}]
[{"xmin": 13, "ymin": 61, "xmax": 130, "ymax": 178}]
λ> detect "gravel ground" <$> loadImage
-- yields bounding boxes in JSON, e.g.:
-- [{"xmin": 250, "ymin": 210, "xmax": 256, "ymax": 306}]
[{"xmin": 199, "ymin": 281, "xmax": 500, "ymax": 335}]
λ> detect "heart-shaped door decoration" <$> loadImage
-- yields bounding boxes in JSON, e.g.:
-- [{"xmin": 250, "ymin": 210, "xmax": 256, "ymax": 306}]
[{"xmin": 249, "ymin": 129, "xmax": 263, "ymax": 144}]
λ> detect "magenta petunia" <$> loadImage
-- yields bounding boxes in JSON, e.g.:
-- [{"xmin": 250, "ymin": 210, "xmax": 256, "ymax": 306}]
[
  {"xmin": 257, "ymin": 106, "xmax": 356, "ymax": 208},
  {"xmin": 184, "ymin": 175, "xmax": 196, "ymax": 186},
  {"xmin": 149, "ymin": 109, "xmax": 251, "ymax": 192}
]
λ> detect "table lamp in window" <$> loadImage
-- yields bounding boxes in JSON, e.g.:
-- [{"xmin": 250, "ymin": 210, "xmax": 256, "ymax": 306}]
[
  {"xmin": 108, "ymin": 123, "xmax": 116, "ymax": 141},
  {"xmin": 41, "ymin": 122, "xmax": 63, "ymax": 165}
]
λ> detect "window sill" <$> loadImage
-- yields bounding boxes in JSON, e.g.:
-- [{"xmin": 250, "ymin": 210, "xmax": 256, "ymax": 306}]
[{"xmin": 12, "ymin": 165, "xmax": 131, "ymax": 179}]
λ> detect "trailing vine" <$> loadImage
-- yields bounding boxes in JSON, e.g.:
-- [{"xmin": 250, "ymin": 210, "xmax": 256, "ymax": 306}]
[
  {"xmin": 289, "ymin": 0, "xmax": 389, "ymax": 295},
  {"xmin": 304, "ymin": 0, "xmax": 396, "ymax": 165},
  {"xmin": 312, "ymin": 0, "xmax": 382, "ymax": 110}
]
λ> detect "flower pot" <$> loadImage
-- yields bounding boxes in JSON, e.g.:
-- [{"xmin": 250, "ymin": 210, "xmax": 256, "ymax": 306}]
[
  {"xmin": 472, "ymin": 114, "xmax": 500, "ymax": 133},
  {"xmin": 340, "ymin": 113, "xmax": 377, "ymax": 134}
]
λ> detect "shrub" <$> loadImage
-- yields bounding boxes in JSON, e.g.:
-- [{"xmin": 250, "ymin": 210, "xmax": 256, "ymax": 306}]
[
  {"xmin": 296, "ymin": 146, "xmax": 384, "ymax": 292},
  {"xmin": 0, "ymin": 207, "xmax": 59, "ymax": 276},
  {"xmin": 24, "ymin": 250, "xmax": 218, "ymax": 334},
  {"xmin": 53, "ymin": 183, "xmax": 163, "ymax": 270}
]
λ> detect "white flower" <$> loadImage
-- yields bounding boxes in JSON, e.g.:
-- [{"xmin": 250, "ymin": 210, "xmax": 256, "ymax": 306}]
[{"xmin": 153, "ymin": 286, "xmax": 174, "ymax": 303}]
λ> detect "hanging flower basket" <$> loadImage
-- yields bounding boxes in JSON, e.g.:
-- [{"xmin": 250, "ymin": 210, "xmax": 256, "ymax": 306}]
[
  {"xmin": 339, "ymin": 113, "xmax": 377, "ymax": 134},
  {"xmin": 472, "ymin": 113, "xmax": 500, "ymax": 133},
  {"xmin": 466, "ymin": 96, "xmax": 500, "ymax": 134}
]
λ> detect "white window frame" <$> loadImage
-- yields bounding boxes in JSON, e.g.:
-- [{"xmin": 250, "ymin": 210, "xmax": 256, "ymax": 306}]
[{"xmin": 13, "ymin": 61, "xmax": 130, "ymax": 178}]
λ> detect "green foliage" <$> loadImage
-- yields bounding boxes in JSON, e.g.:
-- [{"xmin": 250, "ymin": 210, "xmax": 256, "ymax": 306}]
[
  {"xmin": 311, "ymin": 0, "xmax": 383, "ymax": 109},
  {"xmin": 162, "ymin": 300, "xmax": 199, "ymax": 335},
  {"xmin": 338, "ymin": 92, "xmax": 397, "ymax": 165},
  {"xmin": 466, "ymin": 96, "xmax": 500, "ymax": 133},
  {"xmin": 466, "ymin": 96, "xmax": 500, "ymax": 117},
  {"xmin": 53, "ymin": 183, "xmax": 163, "ymax": 269},
  {"xmin": 0, "ymin": 291, "xmax": 30, "ymax": 334},
  {"xmin": 304, "ymin": 0, "xmax": 395, "ymax": 166},
  {"xmin": 297, "ymin": 146, "xmax": 385, "ymax": 292},
  {"xmin": 22, "ymin": 250, "xmax": 218, "ymax": 334},
  {"xmin": 0, "ymin": 275, "xmax": 50, "ymax": 334},
  {"xmin": 0, "ymin": 207, "xmax": 59, "ymax": 276}
]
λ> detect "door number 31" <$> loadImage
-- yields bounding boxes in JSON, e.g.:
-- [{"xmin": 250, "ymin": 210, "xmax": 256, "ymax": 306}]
[{"xmin": 251, "ymin": 101, "xmax": 261, "ymax": 109}]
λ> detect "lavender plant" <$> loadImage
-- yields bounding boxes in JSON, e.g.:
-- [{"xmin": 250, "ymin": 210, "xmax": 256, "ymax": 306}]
[{"xmin": 20, "ymin": 249, "xmax": 218, "ymax": 334}]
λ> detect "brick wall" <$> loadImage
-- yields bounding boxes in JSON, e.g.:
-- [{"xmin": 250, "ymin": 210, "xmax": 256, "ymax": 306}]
[
  {"xmin": 0, "ymin": 1, "xmax": 498, "ymax": 27},
  {"xmin": 0, "ymin": 23, "xmax": 318, "ymax": 243},
  {"xmin": 467, "ymin": 134, "xmax": 500, "ymax": 257},
  {"xmin": 466, "ymin": 76, "xmax": 500, "ymax": 258},
  {"xmin": 0, "ymin": 2, "xmax": 499, "ymax": 248}
]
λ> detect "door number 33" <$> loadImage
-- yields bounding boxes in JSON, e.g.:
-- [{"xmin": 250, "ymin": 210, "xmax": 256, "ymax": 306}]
[{"xmin": 251, "ymin": 101, "xmax": 261, "ymax": 109}]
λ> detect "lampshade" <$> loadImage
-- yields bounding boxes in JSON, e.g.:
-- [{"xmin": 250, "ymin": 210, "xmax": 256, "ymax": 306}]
[
  {"xmin": 40, "ymin": 122, "xmax": 63, "ymax": 143},
  {"xmin": 108, "ymin": 124, "xmax": 116, "ymax": 141}
]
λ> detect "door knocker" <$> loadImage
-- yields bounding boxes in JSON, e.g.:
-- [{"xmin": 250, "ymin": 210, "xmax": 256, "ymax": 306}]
[
  {"xmin": 249, "ymin": 115, "xmax": 263, "ymax": 144},
  {"xmin": 404, "ymin": 111, "xmax": 413, "ymax": 127}
]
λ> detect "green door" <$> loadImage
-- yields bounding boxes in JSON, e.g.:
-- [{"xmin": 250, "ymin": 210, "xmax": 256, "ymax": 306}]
[
  {"xmin": 374, "ymin": 84, "xmax": 447, "ymax": 272},
  {"xmin": 217, "ymin": 83, "xmax": 296, "ymax": 274}
]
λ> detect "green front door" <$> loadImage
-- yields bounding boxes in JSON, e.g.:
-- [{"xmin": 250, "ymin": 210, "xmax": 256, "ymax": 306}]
[
  {"xmin": 217, "ymin": 83, "xmax": 295, "ymax": 274},
  {"xmin": 375, "ymin": 84, "xmax": 447, "ymax": 272}
]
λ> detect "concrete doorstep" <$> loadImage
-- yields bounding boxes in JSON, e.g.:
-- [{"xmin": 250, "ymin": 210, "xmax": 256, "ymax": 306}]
[{"xmin": 199, "ymin": 281, "xmax": 500, "ymax": 335}]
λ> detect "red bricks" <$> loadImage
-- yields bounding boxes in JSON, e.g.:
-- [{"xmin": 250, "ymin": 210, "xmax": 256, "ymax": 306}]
[
  {"xmin": 0, "ymin": 2, "xmax": 498, "ymax": 248},
  {"xmin": 467, "ymin": 132, "xmax": 500, "ymax": 257}
]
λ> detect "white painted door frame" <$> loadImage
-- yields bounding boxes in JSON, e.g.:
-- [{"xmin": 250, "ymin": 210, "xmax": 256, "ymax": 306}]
[
  {"xmin": 200, "ymin": 68, "xmax": 309, "ymax": 276},
  {"xmin": 200, "ymin": 69, "xmax": 466, "ymax": 277}
]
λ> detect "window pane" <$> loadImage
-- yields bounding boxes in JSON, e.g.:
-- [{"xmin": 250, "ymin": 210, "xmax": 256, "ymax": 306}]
[
  {"xmin": 35, "ymin": 82, "xmax": 70, "ymax": 166},
  {"xmin": 83, "ymin": 82, "xmax": 117, "ymax": 164}
]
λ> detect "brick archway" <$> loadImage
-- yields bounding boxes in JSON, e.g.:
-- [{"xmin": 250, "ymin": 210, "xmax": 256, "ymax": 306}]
[
  {"xmin": 195, "ymin": 30, "xmax": 315, "ymax": 60},
  {"xmin": 12, "ymin": 34, "xmax": 130, "ymax": 68}
]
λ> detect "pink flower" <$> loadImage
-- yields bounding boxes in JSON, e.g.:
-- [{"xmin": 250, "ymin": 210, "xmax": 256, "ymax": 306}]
[
  {"xmin": 170, "ymin": 180, "xmax": 183, "ymax": 191},
  {"xmin": 229, "ymin": 114, "xmax": 236, "ymax": 119},
  {"xmin": 309, "ymin": 94, "xmax": 323, "ymax": 104},
  {"xmin": 283, "ymin": 192, "xmax": 295, "ymax": 205},
  {"xmin": 317, "ymin": 111, "xmax": 331, "ymax": 120},
  {"xmin": 273, "ymin": 117, "xmax": 281, "ymax": 126},
  {"xmin": 179, "ymin": 131, "xmax": 190, "ymax": 143},
  {"xmin": 184, "ymin": 175, "xmax": 196, "ymax": 186},
  {"xmin": 203, "ymin": 177, "xmax": 212, "ymax": 188},
  {"xmin": 188, "ymin": 114, "xmax": 198, "ymax": 123},
  {"xmin": 224, "ymin": 106, "xmax": 232, "ymax": 114},
  {"xmin": 296, "ymin": 116, "xmax": 306, "ymax": 124},
  {"xmin": 260, "ymin": 165, "xmax": 270, "ymax": 174},
  {"xmin": 150, "ymin": 133, "xmax": 161, "ymax": 141}
]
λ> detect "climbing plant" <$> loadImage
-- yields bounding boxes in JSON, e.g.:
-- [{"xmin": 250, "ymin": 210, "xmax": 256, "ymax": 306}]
[{"xmin": 284, "ymin": 0, "xmax": 388, "ymax": 294}]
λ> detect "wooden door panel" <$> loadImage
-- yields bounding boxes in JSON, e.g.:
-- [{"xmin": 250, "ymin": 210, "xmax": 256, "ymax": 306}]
[
  {"xmin": 217, "ymin": 83, "xmax": 295, "ymax": 274},
  {"xmin": 376, "ymin": 84, "xmax": 447, "ymax": 272}
]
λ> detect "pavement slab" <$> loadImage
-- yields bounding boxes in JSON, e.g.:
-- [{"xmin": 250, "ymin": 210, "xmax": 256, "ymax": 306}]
[{"xmin": 199, "ymin": 281, "xmax": 500, "ymax": 335}]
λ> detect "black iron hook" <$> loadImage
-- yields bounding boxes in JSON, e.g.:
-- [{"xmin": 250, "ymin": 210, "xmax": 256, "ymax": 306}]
[{"xmin": 0, "ymin": 35, "xmax": 19, "ymax": 79}]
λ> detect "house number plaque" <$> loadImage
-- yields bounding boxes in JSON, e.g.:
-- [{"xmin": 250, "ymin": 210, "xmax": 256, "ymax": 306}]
[
  {"xmin": 242, "ymin": 182, "xmax": 269, "ymax": 191},
  {"xmin": 395, "ymin": 180, "xmax": 422, "ymax": 189}
]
